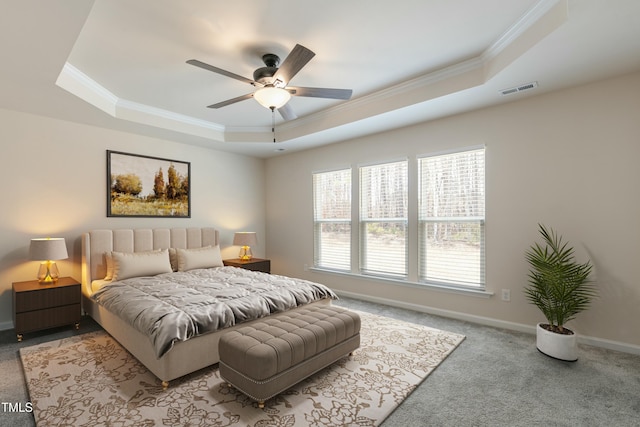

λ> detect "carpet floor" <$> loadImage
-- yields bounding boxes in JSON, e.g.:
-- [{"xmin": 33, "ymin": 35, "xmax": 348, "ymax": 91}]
[
  {"xmin": 2, "ymin": 297, "xmax": 639, "ymax": 426},
  {"xmin": 18, "ymin": 310, "xmax": 464, "ymax": 426}
]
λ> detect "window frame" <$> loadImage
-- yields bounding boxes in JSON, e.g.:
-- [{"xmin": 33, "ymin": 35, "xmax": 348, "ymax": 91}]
[
  {"xmin": 312, "ymin": 168, "xmax": 352, "ymax": 272},
  {"xmin": 358, "ymin": 159, "xmax": 409, "ymax": 279},
  {"xmin": 311, "ymin": 146, "xmax": 487, "ymax": 296},
  {"xmin": 417, "ymin": 147, "xmax": 486, "ymax": 289}
]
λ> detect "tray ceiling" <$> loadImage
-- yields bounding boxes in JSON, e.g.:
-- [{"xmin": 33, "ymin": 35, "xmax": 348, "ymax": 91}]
[{"xmin": 2, "ymin": 0, "xmax": 640, "ymax": 157}]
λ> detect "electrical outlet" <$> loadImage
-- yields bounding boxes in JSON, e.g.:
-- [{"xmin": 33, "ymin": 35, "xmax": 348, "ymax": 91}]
[
  {"xmin": 501, "ymin": 289, "xmax": 511, "ymax": 302},
  {"xmin": 303, "ymin": 264, "xmax": 309, "ymax": 271}
]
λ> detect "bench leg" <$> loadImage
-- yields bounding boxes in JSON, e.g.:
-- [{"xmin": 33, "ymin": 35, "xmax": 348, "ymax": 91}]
[
  {"xmin": 225, "ymin": 382, "xmax": 264, "ymax": 408},
  {"xmin": 161, "ymin": 381, "xmax": 169, "ymax": 390}
]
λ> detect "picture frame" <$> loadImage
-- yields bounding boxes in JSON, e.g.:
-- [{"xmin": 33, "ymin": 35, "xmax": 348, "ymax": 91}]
[{"xmin": 107, "ymin": 150, "xmax": 191, "ymax": 217}]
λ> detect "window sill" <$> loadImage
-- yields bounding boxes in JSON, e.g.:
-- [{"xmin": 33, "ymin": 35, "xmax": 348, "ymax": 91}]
[{"xmin": 309, "ymin": 267, "xmax": 494, "ymax": 298}]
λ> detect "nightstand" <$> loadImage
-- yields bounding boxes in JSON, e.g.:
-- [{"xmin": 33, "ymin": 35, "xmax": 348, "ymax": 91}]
[
  {"xmin": 223, "ymin": 258, "xmax": 271, "ymax": 274},
  {"xmin": 12, "ymin": 276, "xmax": 81, "ymax": 341}
]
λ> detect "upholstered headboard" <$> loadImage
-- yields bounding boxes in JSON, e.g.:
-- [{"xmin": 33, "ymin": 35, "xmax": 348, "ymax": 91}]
[{"xmin": 81, "ymin": 228, "xmax": 219, "ymax": 296}]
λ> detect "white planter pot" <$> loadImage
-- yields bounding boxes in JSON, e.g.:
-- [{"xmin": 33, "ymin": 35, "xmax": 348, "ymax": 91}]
[{"xmin": 536, "ymin": 323, "xmax": 577, "ymax": 362}]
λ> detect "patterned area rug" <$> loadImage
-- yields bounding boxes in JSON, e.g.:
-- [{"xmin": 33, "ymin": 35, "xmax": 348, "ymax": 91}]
[{"xmin": 20, "ymin": 311, "xmax": 464, "ymax": 426}]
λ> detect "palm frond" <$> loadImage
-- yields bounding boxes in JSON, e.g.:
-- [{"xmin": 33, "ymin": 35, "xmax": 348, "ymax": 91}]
[{"xmin": 524, "ymin": 224, "xmax": 595, "ymax": 330}]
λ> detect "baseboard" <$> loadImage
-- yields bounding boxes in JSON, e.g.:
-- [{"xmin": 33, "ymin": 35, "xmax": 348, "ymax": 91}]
[
  {"xmin": 577, "ymin": 335, "xmax": 640, "ymax": 356},
  {"xmin": 0, "ymin": 320, "xmax": 13, "ymax": 332},
  {"xmin": 335, "ymin": 290, "xmax": 640, "ymax": 356}
]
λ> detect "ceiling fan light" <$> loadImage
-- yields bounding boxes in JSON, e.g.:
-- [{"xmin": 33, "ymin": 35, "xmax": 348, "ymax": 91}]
[{"xmin": 254, "ymin": 87, "xmax": 291, "ymax": 109}]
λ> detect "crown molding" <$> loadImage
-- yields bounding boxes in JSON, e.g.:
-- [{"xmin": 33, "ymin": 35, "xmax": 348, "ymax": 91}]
[
  {"xmin": 483, "ymin": 0, "xmax": 565, "ymax": 62},
  {"xmin": 56, "ymin": 62, "xmax": 118, "ymax": 115},
  {"xmin": 274, "ymin": 0, "xmax": 568, "ymax": 139},
  {"xmin": 55, "ymin": 0, "xmax": 567, "ymax": 145}
]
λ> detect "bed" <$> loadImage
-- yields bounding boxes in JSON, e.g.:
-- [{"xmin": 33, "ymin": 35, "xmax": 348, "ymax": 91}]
[{"xmin": 81, "ymin": 227, "xmax": 335, "ymax": 387}]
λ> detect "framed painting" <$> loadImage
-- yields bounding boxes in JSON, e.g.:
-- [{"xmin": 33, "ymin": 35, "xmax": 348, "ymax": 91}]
[{"xmin": 107, "ymin": 150, "xmax": 191, "ymax": 217}]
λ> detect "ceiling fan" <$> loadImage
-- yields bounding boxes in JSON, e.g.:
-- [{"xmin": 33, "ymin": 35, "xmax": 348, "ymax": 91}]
[{"xmin": 187, "ymin": 44, "xmax": 352, "ymax": 121}]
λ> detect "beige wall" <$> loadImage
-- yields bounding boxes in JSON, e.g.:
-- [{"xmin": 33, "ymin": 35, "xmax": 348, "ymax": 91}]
[
  {"xmin": 265, "ymin": 71, "xmax": 640, "ymax": 352},
  {"xmin": 0, "ymin": 110, "xmax": 265, "ymax": 330},
  {"xmin": 3, "ymin": 71, "xmax": 638, "ymax": 352}
]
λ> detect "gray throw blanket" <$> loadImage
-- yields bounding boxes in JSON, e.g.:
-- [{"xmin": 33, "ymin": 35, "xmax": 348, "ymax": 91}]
[{"xmin": 91, "ymin": 266, "xmax": 337, "ymax": 357}]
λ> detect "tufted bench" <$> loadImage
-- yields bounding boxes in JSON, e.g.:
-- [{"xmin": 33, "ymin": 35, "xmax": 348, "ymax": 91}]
[{"xmin": 218, "ymin": 304, "xmax": 361, "ymax": 408}]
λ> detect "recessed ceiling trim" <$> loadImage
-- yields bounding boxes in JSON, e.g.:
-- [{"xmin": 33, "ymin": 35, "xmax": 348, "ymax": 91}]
[
  {"xmin": 276, "ymin": 57, "xmax": 486, "ymax": 141},
  {"xmin": 58, "ymin": 62, "xmax": 227, "ymax": 140},
  {"xmin": 225, "ymin": 125, "xmax": 271, "ymax": 133},
  {"xmin": 116, "ymin": 99, "xmax": 226, "ymax": 140},
  {"xmin": 276, "ymin": 1, "xmax": 567, "ymax": 142},
  {"xmin": 56, "ymin": 62, "xmax": 118, "ymax": 116},
  {"xmin": 484, "ymin": 0, "xmax": 566, "ymax": 61},
  {"xmin": 55, "ymin": 0, "xmax": 568, "ymax": 146},
  {"xmin": 277, "ymin": 1, "xmax": 566, "ymax": 140},
  {"xmin": 483, "ymin": 0, "xmax": 568, "ymax": 80}
]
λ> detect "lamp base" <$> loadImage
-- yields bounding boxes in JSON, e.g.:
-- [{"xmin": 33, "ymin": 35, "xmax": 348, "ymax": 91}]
[
  {"xmin": 239, "ymin": 246, "xmax": 253, "ymax": 261},
  {"xmin": 37, "ymin": 261, "xmax": 60, "ymax": 284}
]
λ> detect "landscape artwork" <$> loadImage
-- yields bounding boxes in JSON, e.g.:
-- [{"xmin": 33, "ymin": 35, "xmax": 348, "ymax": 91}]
[{"xmin": 107, "ymin": 150, "xmax": 190, "ymax": 217}]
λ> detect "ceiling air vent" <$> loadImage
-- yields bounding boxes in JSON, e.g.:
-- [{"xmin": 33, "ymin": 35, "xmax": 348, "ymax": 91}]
[{"xmin": 500, "ymin": 81, "xmax": 538, "ymax": 96}]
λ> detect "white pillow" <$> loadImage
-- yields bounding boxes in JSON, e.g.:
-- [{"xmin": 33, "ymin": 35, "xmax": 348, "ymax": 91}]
[
  {"xmin": 176, "ymin": 245, "xmax": 223, "ymax": 271},
  {"xmin": 111, "ymin": 249, "xmax": 172, "ymax": 281},
  {"xmin": 105, "ymin": 249, "xmax": 164, "ymax": 280}
]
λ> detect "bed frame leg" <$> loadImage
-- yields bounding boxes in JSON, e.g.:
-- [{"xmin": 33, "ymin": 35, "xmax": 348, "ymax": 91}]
[
  {"xmin": 258, "ymin": 401, "xmax": 265, "ymax": 409},
  {"xmin": 161, "ymin": 381, "xmax": 169, "ymax": 390}
]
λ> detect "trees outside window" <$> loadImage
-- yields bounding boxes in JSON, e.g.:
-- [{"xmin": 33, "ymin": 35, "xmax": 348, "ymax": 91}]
[{"xmin": 312, "ymin": 147, "xmax": 485, "ymax": 290}]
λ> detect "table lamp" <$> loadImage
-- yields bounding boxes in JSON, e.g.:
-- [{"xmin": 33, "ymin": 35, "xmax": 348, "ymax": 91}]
[
  {"xmin": 233, "ymin": 232, "xmax": 257, "ymax": 261},
  {"xmin": 29, "ymin": 237, "xmax": 68, "ymax": 284}
]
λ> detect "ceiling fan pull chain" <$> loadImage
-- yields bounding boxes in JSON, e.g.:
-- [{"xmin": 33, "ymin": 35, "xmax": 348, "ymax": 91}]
[{"xmin": 271, "ymin": 106, "xmax": 276, "ymax": 143}]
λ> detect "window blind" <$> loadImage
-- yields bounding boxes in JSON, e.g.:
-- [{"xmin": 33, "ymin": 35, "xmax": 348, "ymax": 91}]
[
  {"xmin": 418, "ymin": 148, "xmax": 485, "ymax": 287},
  {"xmin": 359, "ymin": 160, "xmax": 408, "ymax": 278},
  {"xmin": 313, "ymin": 169, "xmax": 351, "ymax": 271}
]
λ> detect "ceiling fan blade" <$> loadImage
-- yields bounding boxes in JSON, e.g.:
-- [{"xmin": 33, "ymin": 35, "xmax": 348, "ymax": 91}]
[
  {"xmin": 187, "ymin": 59, "xmax": 256, "ymax": 86},
  {"xmin": 207, "ymin": 93, "xmax": 254, "ymax": 109},
  {"xmin": 287, "ymin": 86, "xmax": 352, "ymax": 100},
  {"xmin": 278, "ymin": 103, "xmax": 297, "ymax": 121},
  {"xmin": 272, "ymin": 44, "xmax": 315, "ymax": 86}
]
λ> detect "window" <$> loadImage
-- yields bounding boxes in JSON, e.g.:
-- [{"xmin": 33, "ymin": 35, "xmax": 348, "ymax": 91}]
[
  {"xmin": 359, "ymin": 160, "xmax": 408, "ymax": 278},
  {"xmin": 418, "ymin": 148, "xmax": 485, "ymax": 287},
  {"xmin": 312, "ymin": 147, "xmax": 485, "ymax": 293},
  {"xmin": 313, "ymin": 169, "xmax": 351, "ymax": 271}
]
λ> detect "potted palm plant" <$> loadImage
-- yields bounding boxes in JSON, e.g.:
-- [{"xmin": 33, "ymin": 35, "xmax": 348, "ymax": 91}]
[{"xmin": 524, "ymin": 224, "xmax": 596, "ymax": 361}]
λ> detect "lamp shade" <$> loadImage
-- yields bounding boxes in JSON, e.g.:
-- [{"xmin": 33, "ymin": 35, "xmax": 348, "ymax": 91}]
[
  {"xmin": 29, "ymin": 238, "xmax": 68, "ymax": 261},
  {"xmin": 253, "ymin": 87, "xmax": 291, "ymax": 109},
  {"xmin": 233, "ymin": 232, "xmax": 258, "ymax": 247}
]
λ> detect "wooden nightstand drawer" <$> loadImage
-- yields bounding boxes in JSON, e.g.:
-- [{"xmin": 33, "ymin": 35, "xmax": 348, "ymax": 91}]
[
  {"xmin": 15, "ymin": 304, "xmax": 81, "ymax": 334},
  {"xmin": 14, "ymin": 285, "xmax": 80, "ymax": 312}
]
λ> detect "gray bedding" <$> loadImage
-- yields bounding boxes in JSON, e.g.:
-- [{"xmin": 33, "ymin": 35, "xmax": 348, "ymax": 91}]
[{"xmin": 91, "ymin": 266, "xmax": 337, "ymax": 358}]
